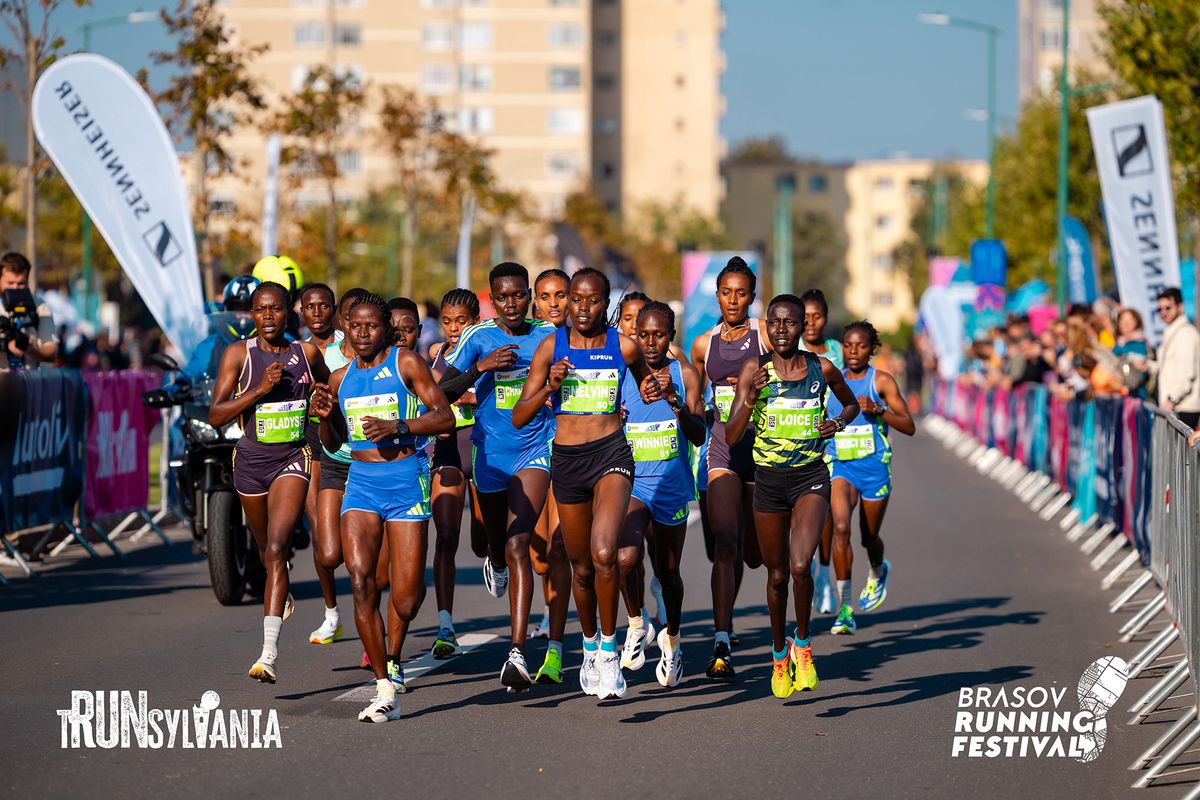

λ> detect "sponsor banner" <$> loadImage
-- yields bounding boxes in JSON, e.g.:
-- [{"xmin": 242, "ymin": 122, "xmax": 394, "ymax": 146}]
[
  {"xmin": 1063, "ymin": 216, "xmax": 1100, "ymax": 304},
  {"xmin": 261, "ymin": 134, "xmax": 281, "ymax": 259},
  {"xmin": 681, "ymin": 251, "xmax": 762, "ymax": 357},
  {"xmin": 918, "ymin": 283, "xmax": 975, "ymax": 381},
  {"xmin": 929, "ymin": 256, "xmax": 963, "ymax": 288},
  {"xmin": 0, "ymin": 370, "xmax": 86, "ymax": 531},
  {"xmin": 1086, "ymin": 96, "xmax": 1182, "ymax": 345},
  {"xmin": 83, "ymin": 371, "xmax": 160, "ymax": 520},
  {"xmin": 970, "ymin": 239, "xmax": 1007, "ymax": 289},
  {"xmin": 31, "ymin": 54, "xmax": 205, "ymax": 361}
]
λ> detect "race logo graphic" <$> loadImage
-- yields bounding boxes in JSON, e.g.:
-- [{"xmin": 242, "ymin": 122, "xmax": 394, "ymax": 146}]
[
  {"xmin": 1112, "ymin": 123, "xmax": 1152, "ymax": 178},
  {"xmin": 951, "ymin": 656, "xmax": 1128, "ymax": 761},
  {"xmin": 57, "ymin": 690, "xmax": 282, "ymax": 750},
  {"xmin": 141, "ymin": 220, "xmax": 182, "ymax": 268}
]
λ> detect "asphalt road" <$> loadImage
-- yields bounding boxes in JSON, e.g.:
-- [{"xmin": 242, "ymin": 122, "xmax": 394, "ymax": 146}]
[{"xmin": 2, "ymin": 432, "xmax": 1195, "ymax": 799}]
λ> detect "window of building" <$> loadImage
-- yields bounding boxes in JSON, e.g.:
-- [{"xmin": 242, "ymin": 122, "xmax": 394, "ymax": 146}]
[
  {"xmin": 549, "ymin": 67, "xmax": 582, "ymax": 91},
  {"xmin": 873, "ymin": 253, "xmax": 894, "ymax": 271},
  {"xmin": 675, "ymin": 74, "xmax": 686, "ymax": 88},
  {"xmin": 547, "ymin": 153, "xmax": 581, "ymax": 178},
  {"xmin": 549, "ymin": 23, "xmax": 583, "ymax": 48},
  {"xmin": 597, "ymin": 30, "xmax": 617, "ymax": 47},
  {"xmin": 422, "ymin": 63, "xmax": 455, "ymax": 94},
  {"xmin": 421, "ymin": 0, "xmax": 455, "ymax": 7},
  {"xmin": 337, "ymin": 151, "xmax": 362, "ymax": 175},
  {"xmin": 1040, "ymin": 26, "xmax": 1060, "ymax": 51},
  {"xmin": 547, "ymin": 194, "xmax": 566, "ymax": 218},
  {"xmin": 874, "ymin": 176, "xmax": 894, "ymax": 191},
  {"xmin": 908, "ymin": 178, "xmax": 926, "ymax": 196},
  {"xmin": 293, "ymin": 21, "xmax": 324, "ymax": 47},
  {"xmin": 332, "ymin": 63, "xmax": 365, "ymax": 88},
  {"xmin": 460, "ymin": 22, "xmax": 492, "ymax": 50},
  {"xmin": 332, "ymin": 23, "xmax": 362, "ymax": 46},
  {"xmin": 548, "ymin": 108, "xmax": 585, "ymax": 134},
  {"xmin": 423, "ymin": 22, "xmax": 454, "ymax": 51},
  {"xmin": 873, "ymin": 292, "xmax": 894, "ymax": 308},
  {"xmin": 595, "ymin": 73, "xmax": 615, "ymax": 90},
  {"xmin": 460, "ymin": 64, "xmax": 493, "ymax": 91},
  {"xmin": 674, "ymin": 117, "xmax": 685, "ymax": 132},
  {"xmin": 595, "ymin": 117, "xmax": 617, "ymax": 135},
  {"xmin": 598, "ymin": 161, "xmax": 615, "ymax": 179},
  {"xmin": 675, "ymin": 31, "xmax": 686, "ymax": 47},
  {"xmin": 875, "ymin": 214, "xmax": 894, "ymax": 230},
  {"xmin": 808, "ymin": 174, "xmax": 827, "ymax": 193},
  {"xmin": 209, "ymin": 197, "xmax": 236, "ymax": 215},
  {"xmin": 457, "ymin": 107, "xmax": 495, "ymax": 134}
]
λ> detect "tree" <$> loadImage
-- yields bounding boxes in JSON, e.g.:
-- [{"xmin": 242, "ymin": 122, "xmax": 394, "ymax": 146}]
[
  {"xmin": 791, "ymin": 209, "xmax": 846, "ymax": 320},
  {"xmin": 147, "ymin": 0, "xmax": 267, "ymax": 300},
  {"xmin": 726, "ymin": 136, "xmax": 793, "ymax": 165},
  {"xmin": 893, "ymin": 167, "xmax": 983, "ymax": 297},
  {"xmin": 275, "ymin": 64, "xmax": 365, "ymax": 295},
  {"xmin": 0, "ymin": 0, "xmax": 88, "ymax": 287},
  {"xmin": 1099, "ymin": 0, "xmax": 1200, "ymax": 258}
]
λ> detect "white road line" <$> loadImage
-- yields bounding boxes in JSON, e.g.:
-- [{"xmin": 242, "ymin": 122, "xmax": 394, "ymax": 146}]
[{"xmin": 333, "ymin": 632, "xmax": 500, "ymax": 702}]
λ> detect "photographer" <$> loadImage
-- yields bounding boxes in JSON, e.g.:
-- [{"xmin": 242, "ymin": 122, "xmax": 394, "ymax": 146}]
[{"xmin": 0, "ymin": 252, "xmax": 57, "ymax": 370}]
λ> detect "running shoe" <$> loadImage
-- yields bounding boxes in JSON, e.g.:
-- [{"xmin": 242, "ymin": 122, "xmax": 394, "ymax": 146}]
[
  {"xmin": 649, "ymin": 575, "xmax": 666, "ymax": 628},
  {"xmin": 580, "ymin": 649, "xmax": 601, "ymax": 696},
  {"xmin": 620, "ymin": 620, "xmax": 656, "ymax": 671},
  {"xmin": 359, "ymin": 649, "xmax": 371, "ymax": 670},
  {"xmin": 597, "ymin": 651, "xmax": 627, "ymax": 699},
  {"xmin": 771, "ymin": 649, "xmax": 795, "ymax": 699},
  {"xmin": 859, "ymin": 560, "xmax": 890, "ymax": 612},
  {"xmin": 309, "ymin": 617, "xmax": 343, "ymax": 645},
  {"xmin": 483, "ymin": 558, "xmax": 509, "ymax": 599},
  {"xmin": 529, "ymin": 615, "xmax": 550, "ymax": 640},
  {"xmin": 248, "ymin": 656, "xmax": 277, "ymax": 684},
  {"xmin": 705, "ymin": 641, "xmax": 735, "ymax": 679},
  {"xmin": 432, "ymin": 628, "xmax": 462, "ymax": 659},
  {"xmin": 814, "ymin": 567, "xmax": 835, "ymax": 614},
  {"xmin": 830, "ymin": 605, "xmax": 857, "ymax": 635},
  {"xmin": 535, "ymin": 648, "xmax": 564, "ymax": 684},
  {"xmin": 387, "ymin": 659, "xmax": 407, "ymax": 694},
  {"xmin": 729, "ymin": 628, "xmax": 741, "ymax": 647},
  {"xmin": 358, "ymin": 693, "xmax": 401, "ymax": 724},
  {"xmin": 790, "ymin": 640, "xmax": 818, "ymax": 692},
  {"xmin": 655, "ymin": 628, "xmax": 683, "ymax": 688},
  {"xmin": 282, "ymin": 593, "xmax": 295, "ymax": 621},
  {"xmin": 500, "ymin": 646, "xmax": 533, "ymax": 693}
]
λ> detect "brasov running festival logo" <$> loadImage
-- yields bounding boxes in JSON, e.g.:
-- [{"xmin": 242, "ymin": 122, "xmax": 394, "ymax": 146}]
[
  {"xmin": 57, "ymin": 690, "xmax": 282, "ymax": 749},
  {"xmin": 952, "ymin": 656, "xmax": 1128, "ymax": 761}
]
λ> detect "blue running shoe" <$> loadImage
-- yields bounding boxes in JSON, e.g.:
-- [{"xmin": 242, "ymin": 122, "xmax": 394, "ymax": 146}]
[
  {"xmin": 858, "ymin": 560, "xmax": 890, "ymax": 612},
  {"xmin": 387, "ymin": 659, "xmax": 408, "ymax": 694}
]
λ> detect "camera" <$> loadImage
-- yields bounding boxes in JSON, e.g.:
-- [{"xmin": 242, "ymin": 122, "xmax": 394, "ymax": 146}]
[{"xmin": 0, "ymin": 287, "xmax": 39, "ymax": 368}]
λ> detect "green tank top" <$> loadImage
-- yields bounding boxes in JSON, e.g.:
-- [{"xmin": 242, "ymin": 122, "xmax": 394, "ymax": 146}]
[
  {"xmin": 323, "ymin": 340, "xmax": 354, "ymax": 464},
  {"xmin": 752, "ymin": 352, "xmax": 827, "ymax": 468}
]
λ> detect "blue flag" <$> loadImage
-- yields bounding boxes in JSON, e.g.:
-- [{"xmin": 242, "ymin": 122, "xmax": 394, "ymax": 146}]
[{"xmin": 1063, "ymin": 216, "xmax": 1098, "ymax": 304}]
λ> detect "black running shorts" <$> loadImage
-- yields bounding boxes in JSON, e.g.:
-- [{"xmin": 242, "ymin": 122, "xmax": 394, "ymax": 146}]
[
  {"xmin": 552, "ymin": 429, "xmax": 634, "ymax": 505},
  {"xmin": 753, "ymin": 461, "xmax": 831, "ymax": 513},
  {"xmin": 318, "ymin": 451, "xmax": 350, "ymax": 492},
  {"xmin": 432, "ymin": 427, "xmax": 473, "ymax": 476}
]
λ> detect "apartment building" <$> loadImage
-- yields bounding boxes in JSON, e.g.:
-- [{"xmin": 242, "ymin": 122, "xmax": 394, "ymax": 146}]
[{"xmin": 1017, "ymin": 0, "xmax": 1108, "ymax": 105}]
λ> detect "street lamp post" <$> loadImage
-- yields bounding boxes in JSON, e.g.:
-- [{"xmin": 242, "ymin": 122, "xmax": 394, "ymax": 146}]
[
  {"xmin": 774, "ymin": 174, "xmax": 795, "ymax": 297},
  {"xmin": 1055, "ymin": 0, "xmax": 1071, "ymax": 313},
  {"xmin": 919, "ymin": 12, "xmax": 1000, "ymax": 240}
]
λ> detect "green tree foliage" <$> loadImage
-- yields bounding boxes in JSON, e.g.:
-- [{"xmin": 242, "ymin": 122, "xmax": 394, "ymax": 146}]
[
  {"xmin": 791, "ymin": 209, "xmax": 847, "ymax": 320},
  {"xmin": 892, "ymin": 168, "xmax": 981, "ymax": 297}
]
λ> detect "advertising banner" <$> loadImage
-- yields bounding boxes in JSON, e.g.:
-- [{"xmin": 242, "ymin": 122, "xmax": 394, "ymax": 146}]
[
  {"xmin": 681, "ymin": 251, "xmax": 761, "ymax": 357},
  {"xmin": 83, "ymin": 371, "xmax": 160, "ymax": 520},
  {"xmin": 1063, "ymin": 216, "xmax": 1099, "ymax": 305}
]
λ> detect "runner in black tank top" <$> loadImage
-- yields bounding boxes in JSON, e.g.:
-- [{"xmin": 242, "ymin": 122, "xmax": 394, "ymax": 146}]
[
  {"xmin": 689, "ymin": 256, "xmax": 772, "ymax": 679},
  {"xmin": 209, "ymin": 281, "xmax": 330, "ymax": 685}
]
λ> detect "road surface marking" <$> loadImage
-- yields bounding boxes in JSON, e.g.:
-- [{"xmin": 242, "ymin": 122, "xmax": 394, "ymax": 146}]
[{"xmin": 333, "ymin": 632, "xmax": 500, "ymax": 702}]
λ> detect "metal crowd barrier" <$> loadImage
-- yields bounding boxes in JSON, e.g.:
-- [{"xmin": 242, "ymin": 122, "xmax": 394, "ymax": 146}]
[{"xmin": 925, "ymin": 378, "xmax": 1200, "ymax": 797}]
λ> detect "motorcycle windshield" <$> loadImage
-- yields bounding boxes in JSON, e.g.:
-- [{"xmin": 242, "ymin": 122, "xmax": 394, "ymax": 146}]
[{"xmin": 182, "ymin": 312, "xmax": 256, "ymax": 405}]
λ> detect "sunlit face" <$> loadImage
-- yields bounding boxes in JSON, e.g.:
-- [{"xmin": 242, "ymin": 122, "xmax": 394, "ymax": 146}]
[
  {"xmin": 618, "ymin": 299, "xmax": 645, "ymax": 337},
  {"xmin": 1158, "ymin": 297, "xmax": 1182, "ymax": 326},
  {"xmin": 0, "ymin": 268, "xmax": 27, "ymax": 291},
  {"xmin": 251, "ymin": 287, "xmax": 289, "ymax": 341},
  {"xmin": 392, "ymin": 309, "xmax": 420, "ymax": 351},
  {"xmin": 535, "ymin": 276, "xmax": 569, "ymax": 328},
  {"xmin": 636, "ymin": 308, "xmax": 673, "ymax": 365},
  {"xmin": 1117, "ymin": 310, "xmax": 1141, "ymax": 337},
  {"xmin": 348, "ymin": 304, "xmax": 389, "ymax": 359},
  {"xmin": 765, "ymin": 300, "xmax": 802, "ymax": 353},
  {"xmin": 441, "ymin": 303, "xmax": 477, "ymax": 347},
  {"xmin": 491, "ymin": 276, "xmax": 531, "ymax": 328},
  {"xmin": 716, "ymin": 273, "xmax": 755, "ymax": 325},
  {"xmin": 842, "ymin": 328, "xmax": 874, "ymax": 372},
  {"xmin": 803, "ymin": 300, "xmax": 827, "ymax": 345},
  {"xmin": 301, "ymin": 288, "xmax": 334, "ymax": 336},
  {"xmin": 568, "ymin": 275, "xmax": 609, "ymax": 332}
]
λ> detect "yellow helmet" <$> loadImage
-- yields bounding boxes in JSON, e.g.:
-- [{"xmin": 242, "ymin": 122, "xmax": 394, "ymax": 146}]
[{"xmin": 252, "ymin": 255, "xmax": 305, "ymax": 294}]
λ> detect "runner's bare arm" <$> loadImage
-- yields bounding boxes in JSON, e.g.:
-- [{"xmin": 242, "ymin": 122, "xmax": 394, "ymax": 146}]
[
  {"xmin": 677, "ymin": 361, "xmax": 707, "ymax": 446},
  {"xmin": 208, "ymin": 341, "xmax": 264, "ymax": 428},
  {"xmin": 301, "ymin": 340, "xmax": 331, "ymax": 385},
  {"xmin": 397, "ymin": 350, "xmax": 455, "ymax": 437},
  {"xmin": 315, "ymin": 366, "xmax": 348, "ymax": 451},
  {"xmin": 817, "ymin": 358, "xmax": 860, "ymax": 439},
  {"xmin": 724, "ymin": 358, "xmax": 764, "ymax": 445},
  {"xmin": 869, "ymin": 370, "xmax": 916, "ymax": 436}
]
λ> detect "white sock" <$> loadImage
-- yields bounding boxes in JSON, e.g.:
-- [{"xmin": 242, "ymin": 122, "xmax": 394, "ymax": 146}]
[
  {"xmin": 628, "ymin": 614, "xmax": 644, "ymax": 632},
  {"xmin": 714, "ymin": 631, "xmax": 731, "ymax": 648},
  {"xmin": 869, "ymin": 563, "xmax": 883, "ymax": 580},
  {"xmin": 262, "ymin": 616, "xmax": 282, "ymax": 662},
  {"xmin": 438, "ymin": 609, "xmax": 454, "ymax": 631},
  {"xmin": 666, "ymin": 633, "xmax": 680, "ymax": 653},
  {"xmin": 325, "ymin": 606, "xmax": 339, "ymax": 622},
  {"xmin": 375, "ymin": 678, "xmax": 395, "ymax": 700},
  {"xmin": 837, "ymin": 580, "xmax": 852, "ymax": 609}
]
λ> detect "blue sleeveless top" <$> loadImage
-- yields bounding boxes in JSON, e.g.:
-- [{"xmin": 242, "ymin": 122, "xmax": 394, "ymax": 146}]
[
  {"xmin": 337, "ymin": 346, "xmax": 422, "ymax": 452},
  {"xmin": 826, "ymin": 366, "xmax": 890, "ymax": 462},
  {"xmin": 551, "ymin": 326, "xmax": 626, "ymax": 416},
  {"xmin": 621, "ymin": 360, "xmax": 692, "ymax": 485}
]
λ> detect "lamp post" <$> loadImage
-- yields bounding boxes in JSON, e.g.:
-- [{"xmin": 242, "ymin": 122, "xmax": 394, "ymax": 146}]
[
  {"xmin": 919, "ymin": 12, "xmax": 1000, "ymax": 240},
  {"xmin": 774, "ymin": 174, "xmax": 795, "ymax": 297},
  {"xmin": 77, "ymin": 11, "xmax": 157, "ymax": 323}
]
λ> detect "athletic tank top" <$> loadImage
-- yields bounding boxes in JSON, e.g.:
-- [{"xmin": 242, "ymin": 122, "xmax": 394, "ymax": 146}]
[
  {"xmin": 322, "ymin": 339, "xmax": 354, "ymax": 463},
  {"xmin": 433, "ymin": 345, "xmax": 475, "ymax": 429},
  {"xmin": 621, "ymin": 360, "xmax": 691, "ymax": 482},
  {"xmin": 235, "ymin": 338, "xmax": 312, "ymax": 446},
  {"xmin": 752, "ymin": 352, "xmax": 827, "ymax": 468},
  {"xmin": 705, "ymin": 319, "xmax": 766, "ymax": 423},
  {"xmin": 551, "ymin": 326, "xmax": 625, "ymax": 416},
  {"xmin": 801, "ymin": 337, "xmax": 843, "ymax": 370},
  {"xmin": 826, "ymin": 366, "xmax": 890, "ymax": 462},
  {"xmin": 337, "ymin": 346, "xmax": 422, "ymax": 452}
]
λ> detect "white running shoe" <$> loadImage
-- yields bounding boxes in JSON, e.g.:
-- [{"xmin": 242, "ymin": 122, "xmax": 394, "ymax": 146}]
[
  {"xmin": 814, "ymin": 566, "xmax": 835, "ymax": 614},
  {"xmin": 655, "ymin": 628, "xmax": 683, "ymax": 688},
  {"xmin": 649, "ymin": 575, "xmax": 666, "ymax": 628},
  {"xmin": 620, "ymin": 620, "xmax": 656, "ymax": 670},
  {"xmin": 309, "ymin": 616, "xmax": 343, "ymax": 645},
  {"xmin": 358, "ymin": 693, "xmax": 401, "ymax": 723},
  {"xmin": 529, "ymin": 615, "xmax": 551, "ymax": 640},
  {"xmin": 248, "ymin": 653, "xmax": 277, "ymax": 684},
  {"xmin": 500, "ymin": 646, "xmax": 533, "ymax": 693},
  {"xmin": 597, "ymin": 650, "xmax": 628, "ymax": 699},
  {"xmin": 483, "ymin": 559, "xmax": 509, "ymax": 599},
  {"xmin": 282, "ymin": 593, "xmax": 295, "ymax": 621},
  {"xmin": 580, "ymin": 649, "xmax": 601, "ymax": 696}
]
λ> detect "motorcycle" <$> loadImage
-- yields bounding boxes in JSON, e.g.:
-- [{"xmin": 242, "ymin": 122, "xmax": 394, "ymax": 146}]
[{"xmin": 143, "ymin": 313, "xmax": 306, "ymax": 605}]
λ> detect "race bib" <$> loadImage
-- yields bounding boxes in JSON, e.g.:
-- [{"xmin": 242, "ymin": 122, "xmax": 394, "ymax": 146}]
[
  {"xmin": 714, "ymin": 385, "xmax": 736, "ymax": 423},
  {"xmin": 255, "ymin": 400, "xmax": 307, "ymax": 444},
  {"xmin": 626, "ymin": 419, "xmax": 680, "ymax": 462},
  {"xmin": 834, "ymin": 424, "xmax": 876, "ymax": 460},
  {"xmin": 452, "ymin": 403, "xmax": 475, "ymax": 428},
  {"xmin": 344, "ymin": 393, "xmax": 400, "ymax": 442},
  {"xmin": 494, "ymin": 368, "xmax": 528, "ymax": 411},
  {"xmin": 761, "ymin": 396, "xmax": 822, "ymax": 440},
  {"xmin": 560, "ymin": 369, "xmax": 619, "ymax": 414}
]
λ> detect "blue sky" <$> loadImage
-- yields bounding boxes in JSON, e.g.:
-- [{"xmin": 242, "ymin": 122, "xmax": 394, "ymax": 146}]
[{"xmin": 51, "ymin": 0, "xmax": 1017, "ymax": 162}]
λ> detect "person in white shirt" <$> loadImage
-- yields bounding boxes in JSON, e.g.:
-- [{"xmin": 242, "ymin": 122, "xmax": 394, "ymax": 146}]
[{"xmin": 1155, "ymin": 287, "xmax": 1200, "ymax": 429}]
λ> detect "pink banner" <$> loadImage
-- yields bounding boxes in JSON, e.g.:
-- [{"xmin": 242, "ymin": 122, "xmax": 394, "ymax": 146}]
[
  {"xmin": 1120, "ymin": 399, "xmax": 1141, "ymax": 542},
  {"xmin": 929, "ymin": 257, "xmax": 961, "ymax": 288},
  {"xmin": 992, "ymin": 387, "xmax": 1012, "ymax": 455},
  {"xmin": 84, "ymin": 371, "xmax": 159, "ymax": 520},
  {"xmin": 1012, "ymin": 385, "xmax": 1031, "ymax": 464},
  {"xmin": 1049, "ymin": 396, "xmax": 1070, "ymax": 491}
]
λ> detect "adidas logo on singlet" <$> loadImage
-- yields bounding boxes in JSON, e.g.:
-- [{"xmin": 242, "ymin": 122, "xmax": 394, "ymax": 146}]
[
  {"xmin": 287, "ymin": 353, "xmax": 300, "ymax": 367},
  {"xmin": 373, "ymin": 367, "xmax": 394, "ymax": 381}
]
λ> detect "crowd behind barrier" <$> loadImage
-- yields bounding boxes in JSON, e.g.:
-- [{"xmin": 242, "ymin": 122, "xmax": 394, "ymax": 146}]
[
  {"xmin": 928, "ymin": 376, "xmax": 1200, "ymax": 795},
  {"xmin": 0, "ymin": 368, "xmax": 170, "ymax": 579}
]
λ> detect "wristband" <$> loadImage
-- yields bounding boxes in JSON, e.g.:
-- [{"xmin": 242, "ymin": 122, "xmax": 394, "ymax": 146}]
[{"xmin": 743, "ymin": 399, "xmax": 756, "ymax": 411}]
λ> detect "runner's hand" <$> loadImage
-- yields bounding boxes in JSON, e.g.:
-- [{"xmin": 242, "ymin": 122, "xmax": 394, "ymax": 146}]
[
  {"xmin": 476, "ymin": 344, "xmax": 518, "ymax": 372},
  {"xmin": 310, "ymin": 384, "xmax": 334, "ymax": 419},
  {"xmin": 640, "ymin": 372, "xmax": 665, "ymax": 404},
  {"xmin": 858, "ymin": 395, "xmax": 878, "ymax": 415},
  {"xmin": 548, "ymin": 358, "xmax": 573, "ymax": 392},
  {"xmin": 257, "ymin": 361, "xmax": 283, "ymax": 395},
  {"xmin": 817, "ymin": 419, "xmax": 839, "ymax": 439},
  {"xmin": 361, "ymin": 415, "xmax": 399, "ymax": 442},
  {"xmin": 750, "ymin": 367, "xmax": 769, "ymax": 394},
  {"xmin": 1189, "ymin": 430, "xmax": 1200, "ymax": 448}
]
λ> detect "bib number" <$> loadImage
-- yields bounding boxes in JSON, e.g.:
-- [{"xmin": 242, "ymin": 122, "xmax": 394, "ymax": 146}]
[
  {"xmin": 344, "ymin": 393, "xmax": 400, "ymax": 442},
  {"xmin": 452, "ymin": 403, "xmax": 475, "ymax": 428},
  {"xmin": 626, "ymin": 419, "xmax": 680, "ymax": 462},
  {"xmin": 762, "ymin": 397, "xmax": 822, "ymax": 440},
  {"xmin": 834, "ymin": 424, "xmax": 876, "ymax": 460},
  {"xmin": 255, "ymin": 400, "xmax": 307, "ymax": 444},
  {"xmin": 494, "ymin": 368, "xmax": 527, "ymax": 411},
  {"xmin": 713, "ymin": 385, "xmax": 735, "ymax": 423},
  {"xmin": 560, "ymin": 369, "xmax": 619, "ymax": 414}
]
